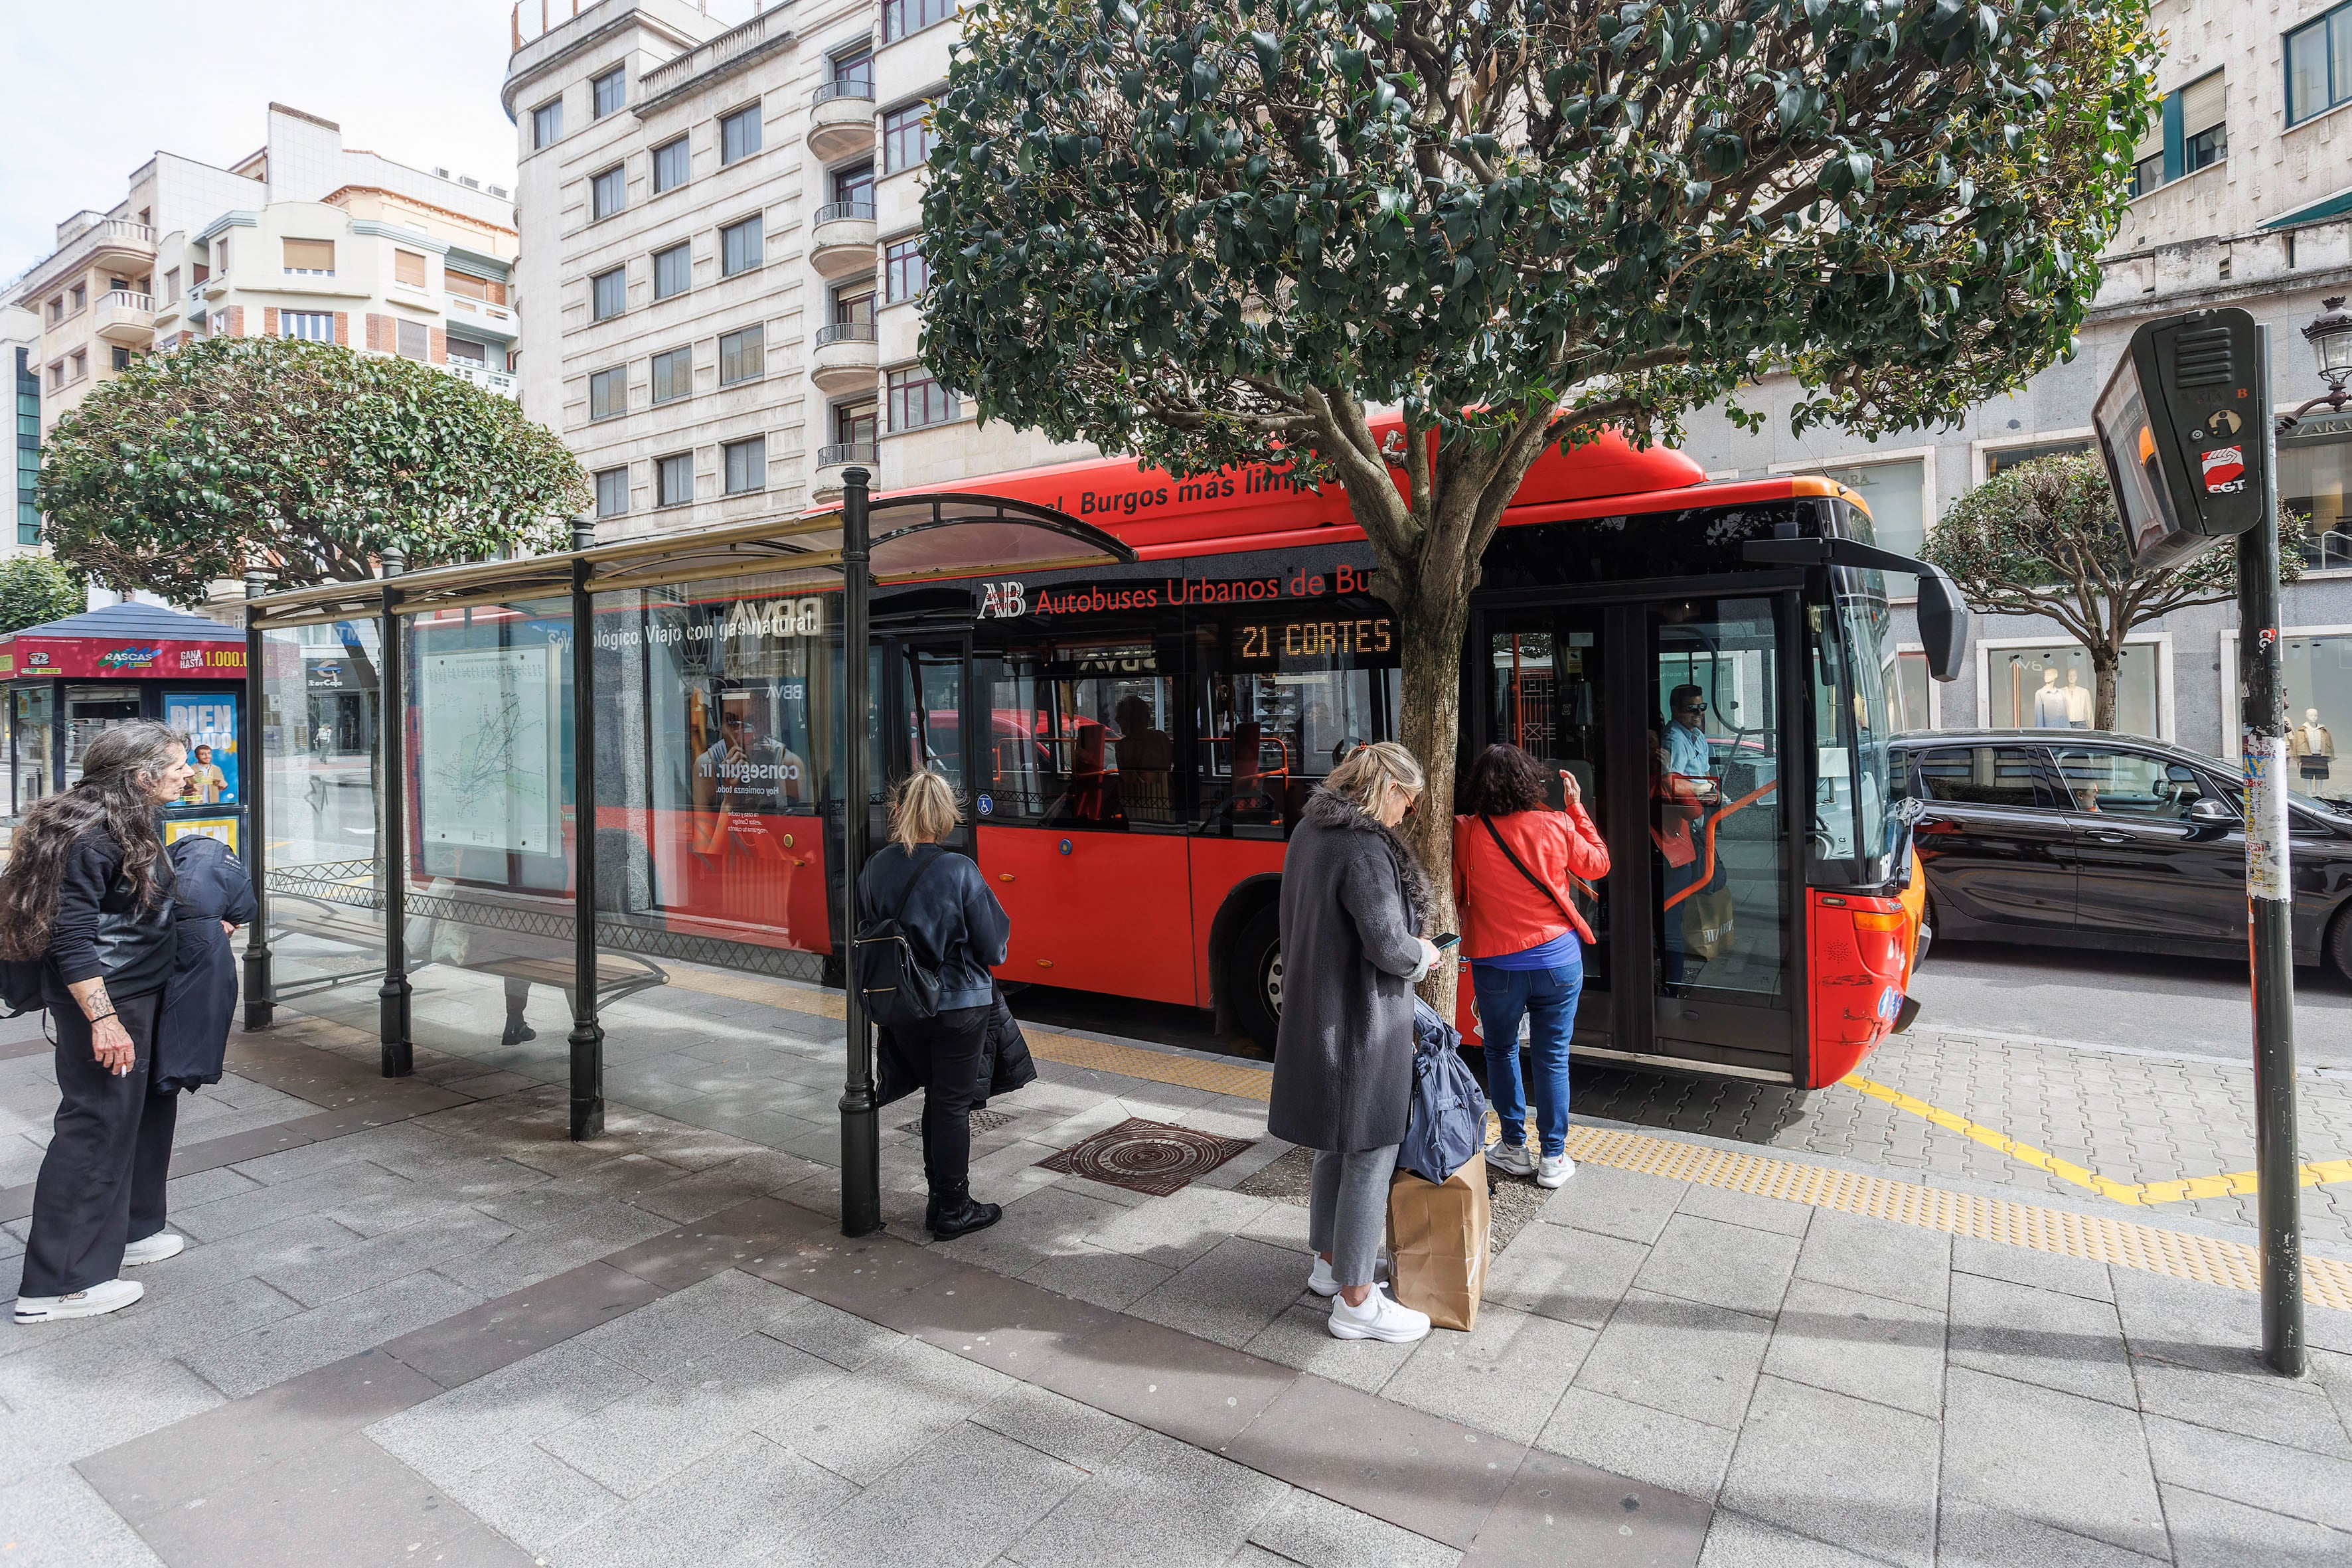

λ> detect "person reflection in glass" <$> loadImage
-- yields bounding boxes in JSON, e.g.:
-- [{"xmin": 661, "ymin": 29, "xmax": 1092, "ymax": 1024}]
[
  {"xmin": 1113, "ymin": 694, "xmax": 1174, "ymax": 823},
  {"xmin": 1652, "ymin": 710, "xmax": 1708, "ymax": 994},
  {"xmin": 692, "ymin": 692, "xmax": 803, "ymax": 856}
]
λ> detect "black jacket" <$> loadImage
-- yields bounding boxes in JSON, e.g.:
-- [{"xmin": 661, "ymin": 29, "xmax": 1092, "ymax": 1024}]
[
  {"xmin": 876, "ymin": 988, "xmax": 1038, "ymax": 1110},
  {"xmin": 45, "ymin": 825, "xmax": 179, "ymax": 1005},
  {"xmin": 856, "ymin": 844, "xmax": 1011, "ymax": 1012},
  {"xmin": 155, "ymin": 835, "xmax": 256, "ymax": 1093}
]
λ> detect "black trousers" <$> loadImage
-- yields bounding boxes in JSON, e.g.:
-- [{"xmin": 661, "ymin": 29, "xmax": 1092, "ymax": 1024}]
[
  {"xmin": 19, "ymin": 988, "xmax": 178, "ymax": 1298},
  {"xmin": 898, "ymin": 1004, "xmax": 991, "ymax": 1192}
]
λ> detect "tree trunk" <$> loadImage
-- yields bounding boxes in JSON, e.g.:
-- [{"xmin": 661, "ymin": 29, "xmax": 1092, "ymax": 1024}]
[
  {"xmin": 2092, "ymin": 654, "xmax": 2119, "ymax": 732},
  {"xmin": 1389, "ymin": 580, "xmax": 1470, "ymax": 1019}
]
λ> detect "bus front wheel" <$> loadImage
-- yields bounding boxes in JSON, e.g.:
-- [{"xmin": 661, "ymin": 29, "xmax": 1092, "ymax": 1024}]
[{"xmin": 1230, "ymin": 905, "xmax": 1283, "ymax": 1051}]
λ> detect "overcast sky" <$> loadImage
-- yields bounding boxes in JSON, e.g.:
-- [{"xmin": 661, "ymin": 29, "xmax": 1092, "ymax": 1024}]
[{"xmin": 1, "ymin": 0, "xmax": 760, "ymax": 285}]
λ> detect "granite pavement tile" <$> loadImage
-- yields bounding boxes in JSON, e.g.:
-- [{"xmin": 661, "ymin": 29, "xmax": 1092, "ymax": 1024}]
[
  {"xmin": 254, "ymin": 1206, "xmax": 516, "ymax": 1308},
  {"xmin": 175, "ymin": 1266, "xmax": 483, "ymax": 1399},
  {"xmin": 366, "ymin": 1336, "xmax": 649, "ymax": 1478},
  {"xmin": 1241, "ymin": 1301, "xmax": 1419, "ymax": 1395},
  {"xmin": 1537, "ymin": 1164, "xmax": 1684, "ymax": 1246},
  {"xmin": 1572, "ymin": 1288, "xmax": 1773, "ymax": 1431},
  {"xmin": 2159, "ymin": 1482, "xmax": 2352, "ymax": 1568},
  {"xmin": 1695, "ymin": 1510, "xmax": 1906, "ymax": 1568},
  {"xmin": 1480, "ymin": 1218, "xmax": 1648, "ymax": 1330},
  {"xmin": 1007, "ymin": 1427, "xmax": 1290, "ymax": 1568},
  {"xmin": 1245, "ymin": 1485, "xmax": 1461, "ymax": 1568},
  {"xmin": 1126, "ymin": 1235, "xmax": 1315, "ymax": 1350},
  {"xmin": 566, "ymin": 1267, "xmax": 806, "ymax": 1377},
  {"xmin": 1631, "ymin": 1214, "xmax": 1801, "ymax": 1320},
  {"xmin": 437, "ymin": 1439, "xmax": 629, "ymax": 1557},
  {"xmin": 431, "ymin": 1198, "xmax": 678, "ymax": 1298},
  {"xmin": 2140, "ymin": 1410, "xmax": 2352, "ymax": 1531},
  {"xmin": 775, "ymin": 1419, "xmax": 1088, "ymax": 1568},
  {"xmin": 542, "ymin": 1432, "xmax": 860, "ymax": 1568},
  {"xmin": 1377, "ymin": 1304, "xmax": 1591, "ymax": 1445},
  {"xmin": 1934, "ymin": 1497, "xmax": 2168, "ymax": 1568},
  {"xmin": 1951, "ymin": 1235, "xmax": 2115, "ymax": 1303},
  {"xmin": 1790, "ymin": 1208, "xmax": 1952, "ymax": 1314},
  {"xmin": 1022, "ymin": 1244, "xmax": 1179, "ymax": 1312},
  {"xmin": 971, "ymin": 1381, "xmax": 1142, "ymax": 1471},
  {"xmin": 2130, "ymin": 1354, "xmax": 2352, "ymax": 1458},
  {"xmin": 758, "ymin": 1333, "xmax": 1020, "ymax": 1484},
  {"xmin": 1084, "ymin": 1186, "xmax": 1277, "ymax": 1270},
  {"xmin": 1760, "ymin": 1277, "xmax": 1945, "ymax": 1419},
  {"xmin": 1534, "ymin": 1384, "xmax": 1739, "ymax": 1505},
  {"xmin": 1940, "ymin": 1366, "xmax": 2167, "ymax": 1559},
  {"xmin": 0, "ymin": 1461, "xmax": 170, "ymax": 1568},
  {"xmin": 1719, "ymin": 1374, "xmax": 1938, "ymax": 1568},
  {"xmin": 1947, "ymin": 1271, "xmax": 2136, "ymax": 1408},
  {"xmin": 761, "ymin": 1293, "xmax": 905, "ymax": 1372}
]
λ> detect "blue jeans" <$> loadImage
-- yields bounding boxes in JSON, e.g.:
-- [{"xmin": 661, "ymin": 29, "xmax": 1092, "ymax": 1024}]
[{"xmin": 1472, "ymin": 961, "xmax": 1583, "ymax": 1158}]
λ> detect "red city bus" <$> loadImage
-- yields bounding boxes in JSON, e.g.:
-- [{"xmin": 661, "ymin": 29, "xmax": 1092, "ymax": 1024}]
[{"xmin": 848, "ymin": 428, "xmax": 1946, "ymax": 1091}]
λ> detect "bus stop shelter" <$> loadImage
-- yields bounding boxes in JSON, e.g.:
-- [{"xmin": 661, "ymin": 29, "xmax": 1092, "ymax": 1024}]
[{"xmin": 236, "ymin": 474, "xmax": 1135, "ymax": 1235}]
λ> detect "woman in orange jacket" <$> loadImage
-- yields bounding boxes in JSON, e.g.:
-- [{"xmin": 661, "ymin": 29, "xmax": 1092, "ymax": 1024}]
[{"xmin": 1452, "ymin": 744, "xmax": 1610, "ymax": 1188}]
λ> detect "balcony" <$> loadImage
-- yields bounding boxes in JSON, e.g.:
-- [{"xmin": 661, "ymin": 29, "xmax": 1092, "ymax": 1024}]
[
  {"xmin": 12, "ymin": 218, "xmax": 157, "ymax": 312},
  {"xmin": 811, "ymin": 322, "xmax": 878, "ymax": 393},
  {"xmin": 809, "ymin": 82, "xmax": 876, "ymax": 161},
  {"xmin": 94, "ymin": 290, "xmax": 156, "ymax": 347},
  {"xmin": 440, "ymin": 360, "xmax": 518, "ymax": 399},
  {"xmin": 447, "ymin": 293, "xmax": 519, "ymax": 339},
  {"xmin": 809, "ymin": 201, "xmax": 877, "ymax": 279},
  {"xmin": 635, "ymin": 3, "xmax": 783, "ymax": 107},
  {"xmin": 812, "ymin": 441, "xmax": 880, "ymax": 499}
]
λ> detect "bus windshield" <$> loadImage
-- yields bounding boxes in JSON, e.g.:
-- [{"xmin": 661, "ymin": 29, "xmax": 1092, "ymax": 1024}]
[{"xmin": 1810, "ymin": 572, "xmax": 1897, "ymax": 884}]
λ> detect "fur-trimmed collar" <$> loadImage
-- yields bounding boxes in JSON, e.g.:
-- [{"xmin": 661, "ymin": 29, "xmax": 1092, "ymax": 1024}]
[{"xmin": 1300, "ymin": 787, "xmax": 1434, "ymax": 928}]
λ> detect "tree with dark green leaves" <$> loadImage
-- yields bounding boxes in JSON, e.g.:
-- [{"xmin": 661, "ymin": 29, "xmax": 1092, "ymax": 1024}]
[
  {"xmin": 39, "ymin": 337, "xmax": 588, "ymax": 605},
  {"xmin": 1926, "ymin": 451, "xmax": 2305, "ymax": 730},
  {"xmin": 0, "ymin": 554, "xmax": 86, "ymax": 636},
  {"xmin": 919, "ymin": 0, "xmax": 2159, "ymax": 978}
]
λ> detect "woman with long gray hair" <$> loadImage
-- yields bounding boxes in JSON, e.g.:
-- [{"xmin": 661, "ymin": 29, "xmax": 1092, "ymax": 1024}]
[
  {"xmin": 1267, "ymin": 740, "xmax": 1442, "ymax": 1344},
  {"xmin": 3, "ymin": 722, "xmax": 194, "ymax": 1322}
]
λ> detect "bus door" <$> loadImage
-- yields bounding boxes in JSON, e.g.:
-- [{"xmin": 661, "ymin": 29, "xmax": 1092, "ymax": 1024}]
[
  {"xmin": 880, "ymin": 632, "xmax": 975, "ymax": 855},
  {"xmin": 971, "ymin": 628, "xmax": 1196, "ymax": 1004}
]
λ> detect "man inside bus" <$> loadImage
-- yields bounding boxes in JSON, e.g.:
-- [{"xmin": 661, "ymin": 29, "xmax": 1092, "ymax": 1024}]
[
  {"xmin": 1664, "ymin": 684, "xmax": 1719, "ymax": 803},
  {"xmin": 1112, "ymin": 694, "xmax": 1174, "ymax": 823}
]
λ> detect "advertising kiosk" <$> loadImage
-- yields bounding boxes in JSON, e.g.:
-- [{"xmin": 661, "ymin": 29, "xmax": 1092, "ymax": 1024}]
[{"xmin": 1, "ymin": 601, "xmax": 249, "ymax": 847}]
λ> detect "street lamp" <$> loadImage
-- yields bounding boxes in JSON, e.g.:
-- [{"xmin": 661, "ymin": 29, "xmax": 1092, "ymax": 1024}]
[{"xmin": 2280, "ymin": 296, "xmax": 2352, "ymax": 430}]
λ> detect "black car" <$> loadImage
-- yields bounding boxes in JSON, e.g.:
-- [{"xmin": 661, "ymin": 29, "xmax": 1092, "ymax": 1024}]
[{"xmin": 1890, "ymin": 730, "xmax": 2352, "ymax": 980}]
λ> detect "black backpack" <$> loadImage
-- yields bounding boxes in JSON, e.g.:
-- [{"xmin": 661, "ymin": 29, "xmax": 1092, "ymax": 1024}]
[
  {"xmin": 0, "ymin": 955, "xmax": 44, "ymax": 1020},
  {"xmin": 852, "ymin": 847, "xmax": 955, "ymax": 1029}
]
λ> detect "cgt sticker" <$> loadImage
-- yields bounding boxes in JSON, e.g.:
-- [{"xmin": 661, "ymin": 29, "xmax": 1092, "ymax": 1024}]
[{"xmin": 2201, "ymin": 444, "xmax": 2246, "ymax": 493}]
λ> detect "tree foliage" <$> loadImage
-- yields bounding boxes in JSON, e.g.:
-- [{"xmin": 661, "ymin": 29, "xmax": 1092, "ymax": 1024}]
[
  {"xmin": 39, "ymin": 337, "xmax": 588, "ymax": 605},
  {"xmin": 1924, "ymin": 451, "xmax": 2306, "ymax": 728},
  {"xmin": 921, "ymin": 0, "xmax": 2157, "ymax": 986},
  {"xmin": 0, "ymin": 554, "xmax": 86, "ymax": 637}
]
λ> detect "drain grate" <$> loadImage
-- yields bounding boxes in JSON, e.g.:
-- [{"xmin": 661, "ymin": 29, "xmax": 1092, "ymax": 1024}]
[
  {"xmin": 896, "ymin": 1107, "xmax": 1014, "ymax": 1137},
  {"xmin": 1036, "ymin": 1117, "xmax": 1256, "ymax": 1197}
]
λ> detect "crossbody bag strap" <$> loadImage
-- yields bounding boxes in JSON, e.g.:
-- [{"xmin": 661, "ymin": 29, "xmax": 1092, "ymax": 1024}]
[{"xmin": 1480, "ymin": 814, "xmax": 1577, "ymax": 925}]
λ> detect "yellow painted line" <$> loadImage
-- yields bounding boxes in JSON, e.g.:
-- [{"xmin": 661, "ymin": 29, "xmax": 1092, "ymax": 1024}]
[{"xmin": 1843, "ymin": 1073, "xmax": 2352, "ymax": 1207}]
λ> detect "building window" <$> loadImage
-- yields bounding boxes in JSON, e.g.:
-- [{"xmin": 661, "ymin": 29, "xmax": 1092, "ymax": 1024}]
[
  {"xmin": 650, "ymin": 346, "xmax": 692, "ymax": 404},
  {"xmin": 882, "ymin": 0, "xmax": 954, "ymax": 42},
  {"xmin": 2289, "ymin": 5, "xmax": 2352, "ymax": 126},
  {"xmin": 719, "ymin": 325, "xmax": 765, "ymax": 386},
  {"xmin": 281, "ymin": 311, "xmax": 334, "ymax": 342},
  {"xmin": 2132, "ymin": 71, "xmax": 2227, "ymax": 196},
  {"xmin": 70, "ymin": 351, "xmax": 87, "ymax": 381},
  {"xmin": 110, "ymin": 345, "xmax": 132, "ymax": 371},
  {"xmin": 1892, "ymin": 651, "xmax": 1932, "ymax": 733},
  {"xmin": 46, "ymin": 362, "xmax": 62, "ymax": 391},
  {"xmin": 1983, "ymin": 439, "xmax": 2091, "ymax": 480},
  {"xmin": 834, "ymin": 398, "xmax": 878, "ymax": 450},
  {"xmin": 396, "ymin": 320, "xmax": 428, "ymax": 360},
  {"xmin": 883, "ymin": 103, "xmax": 935, "ymax": 174},
  {"xmin": 70, "ymin": 283, "xmax": 87, "ymax": 313},
  {"xmin": 163, "ymin": 268, "xmax": 179, "ymax": 299},
  {"xmin": 46, "ymin": 296, "xmax": 62, "ymax": 325},
  {"xmin": 831, "ymin": 164, "xmax": 875, "ymax": 214},
  {"xmin": 595, "ymin": 466, "xmax": 629, "ymax": 518},
  {"xmin": 720, "ymin": 104, "xmax": 762, "ymax": 165},
  {"xmin": 283, "ymin": 238, "xmax": 335, "ymax": 275},
  {"xmin": 831, "ymin": 46, "xmax": 874, "ymax": 94},
  {"xmin": 591, "ymin": 65, "xmax": 626, "ymax": 119},
  {"xmin": 589, "ymin": 366, "xmax": 627, "ymax": 420},
  {"xmin": 653, "ymin": 242, "xmax": 692, "ymax": 300},
  {"xmin": 724, "ymin": 435, "xmax": 766, "ymax": 495},
  {"xmin": 834, "ymin": 283, "xmax": 876, "ymax": 327},
  {"xmin": 2283, "ymin": 428, "xmax": 2352, "ymax": 571},
  {"xmin": 888, "ymin": 368, "xmax": 956, "ymax": 431},
  {"xmin": 720, "ymin": 216, "xmax": 763, "ymax": 277},
  {"xmin": 444, "ymin": 336, "xmax": 487, "ymax": 366},
  {"xmin": 533, "ymin": 98, "xmax": 564, "ymax": 149},
  {"xmin": 208, "ymin": 313, "xmax": 228, "ymax": 337},
  {"xmin": 591, "ymin": 166, "xmax": 627, "ymax": 221},
  {"xmin": 394, "ymin": 248, "xmax": 428, "ymax": 289},
  {"xmin": 1800, "ymin": 456, "xmax": 1925, "ymax": 559},
  {"xmin": 1988, "ymin": 643, "xmax": 2163, "ymax": 740},
  {"xmin": 657, "ymin": 452, "xmax": 694, "ymax": 508},
  {"xmin": 885, "ymin": 238, "xmax": 930, "ymax": 302},
  {"xmin": 445, "ymin": 270, "xmax": 504, "ymax": 304},
  {"xmin": 591, "ymin": 267, "xmax": 627, "ymax": 321},
  {"xmin": 653, "ymin": 136, "xmax": 690, "ymax": 194}
]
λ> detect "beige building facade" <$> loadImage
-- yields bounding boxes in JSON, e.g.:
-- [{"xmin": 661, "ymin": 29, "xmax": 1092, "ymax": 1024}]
[{"xmin": 503, "ymin": 0, "xmax": 1088, "ymax": 538}]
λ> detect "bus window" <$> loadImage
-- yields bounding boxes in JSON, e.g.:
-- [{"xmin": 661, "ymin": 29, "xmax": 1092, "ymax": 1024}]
[
  {"xmin": 1650, "ymin": 598, "xmax": 1785, "ymax": 1001},
  {"xmin": 1809, "ymin": 582, "xmax": 1896, "ymax": 882},
  {"xmin": 1197, "ymin": 605, "xmax": 1400, "ymax": 832},
  {"xmin": 1488, "ymin": 609, "xmax": 1608, "ymax": 969},
  {"xmin": 979, "ymin": 635, "xmax": 1174, "ymax": 828}
]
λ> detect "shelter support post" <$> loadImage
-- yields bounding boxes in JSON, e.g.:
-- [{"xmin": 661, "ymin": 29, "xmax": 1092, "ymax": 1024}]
[
  {"xmin": 378, "ymin": 548, "xmax": 413, "ymax": 1077},
  {"xmin": 568, "ymin": 520, "xmax": 605, "ymax": 1141},
  {"xmin": 838, "ymin": 468, "xmax": 882, "ymax": 1237},
  {"xmin": 241, "ymin": 570, "xmax": 274, "ymax": 1030}
]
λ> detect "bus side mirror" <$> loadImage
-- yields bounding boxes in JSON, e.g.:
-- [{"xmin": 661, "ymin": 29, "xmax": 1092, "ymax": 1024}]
[{"xmin": 1913, "ymin": 565, "xmax": 1970, "ymax": 684}]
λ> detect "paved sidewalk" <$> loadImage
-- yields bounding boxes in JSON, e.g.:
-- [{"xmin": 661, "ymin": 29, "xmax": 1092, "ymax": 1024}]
[{"xmin": 4, "ymin": 970, "xmax": 2352, "ymax": 1565}]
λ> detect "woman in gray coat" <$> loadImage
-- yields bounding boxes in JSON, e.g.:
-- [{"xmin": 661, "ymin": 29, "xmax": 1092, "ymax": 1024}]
[{"xmin": 1268, "ymin": 740, "xmax": 1441, "ymax": 1344}]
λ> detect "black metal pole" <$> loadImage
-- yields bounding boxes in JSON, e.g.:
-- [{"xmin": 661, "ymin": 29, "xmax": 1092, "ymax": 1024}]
[
  {"xmin": 378, "ymin": 547, "xmax": 413, "ymax": 1078},
  {"xmin": 2249, "ymin": 329, "xmax": 2305, "ymax": 1375},
  {"xmin": 568, "ymin": 518, "xmax": 605, "ymax": 1142},
  {"xmin": 838, "ymin": 467, "xmax": 882, "ymax": 1237},
  {"xmin": 242, "ymin": 569, "xmax": 274, "ymax": 1030}
]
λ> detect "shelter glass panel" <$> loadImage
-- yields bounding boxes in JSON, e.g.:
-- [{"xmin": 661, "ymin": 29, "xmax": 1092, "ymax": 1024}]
[{"xmin": 261, "ymin": 622, "xmax": 385, "ymax": 1006}]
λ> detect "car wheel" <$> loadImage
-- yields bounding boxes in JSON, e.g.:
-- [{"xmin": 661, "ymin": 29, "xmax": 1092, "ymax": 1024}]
[
  {"xmin": 1229, "ymin": 904, "xmax": 1282, "ymax": 1050},
  {"xmin": 2330, "ymin": 903, "xmax": 2352, "ymax": 986}
]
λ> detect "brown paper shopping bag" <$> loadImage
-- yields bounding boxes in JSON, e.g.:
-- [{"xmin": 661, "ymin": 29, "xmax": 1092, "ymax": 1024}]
[{"xmin": 1385, "ymin": 1150, "xmax": 1491, "ymax": 1330}]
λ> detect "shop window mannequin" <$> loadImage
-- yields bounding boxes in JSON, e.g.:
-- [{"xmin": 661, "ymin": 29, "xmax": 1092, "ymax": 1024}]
[
  {"xmin": 2292, "ymin": 708, "xmax": 2335, "ymax": 781},
  {"xmin": 2063, "ymin": 668, "xmax": 2092, "ymax": 727},
  {"xmin": 2031, "ymin": 666, "xmax": 2071, "ymax": 728}
]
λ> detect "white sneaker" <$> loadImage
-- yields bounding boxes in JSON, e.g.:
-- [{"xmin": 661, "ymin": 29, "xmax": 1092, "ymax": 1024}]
[
  {"xmin": 1326, "ymin": 1285, "xmax": 1431, "ymax": 1344},
  {"xmin": 1485, "ymin": 1140, "xmax": 1536, "ymax": 1178},
  {"xmin": 1537, "ymin": 1152, "xmax": 1576, "ymax": 1189},
  {"xmin": 13, "ymin": 1278, "xmax": 143, "ymax": 1323},
  {"xmin": 1306, "ymin": 1253, "xmax": 1391, "ymax": 1298},
  {"xmin": 122, "ymin": 1232, "xmax": 185, "ymax": 1267}
]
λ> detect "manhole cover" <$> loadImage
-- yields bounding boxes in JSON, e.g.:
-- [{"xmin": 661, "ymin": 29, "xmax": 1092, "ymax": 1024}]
[
  {"xmin": 897, "ymin": 1107, "xmax": 1014, "ymax": 1137},
  {"xmin": 1036, "ymin": 1117, "xmax": 1256, "ymax": 1197}
]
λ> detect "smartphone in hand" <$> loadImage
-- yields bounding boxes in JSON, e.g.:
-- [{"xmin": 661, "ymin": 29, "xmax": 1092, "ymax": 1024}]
[{"xmin": 1431, "ymin": 932, "xmax": 1461, "ymax": 950}]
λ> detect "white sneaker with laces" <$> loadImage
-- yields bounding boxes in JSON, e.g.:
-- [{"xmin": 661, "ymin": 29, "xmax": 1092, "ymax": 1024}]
[
  {"xmin": 1485, "ymin": 1140, "xmax": 1536, "ymax": 1178},
  {"xmin": 1327, "ymin": 1285, "xmax": 1432, "ymax": 1343},
  {"xmin": 13, "ymin": 1277, "xmax": 143, "ymax": 1323},
  {"xmin": 1306, "ymin": 1253, "xmax": 1391, "ymax": 1298},
  {"xmin": 123, "ymin": 1232, "xmax": 185, "ymax": 1267},
  {"xmin": 1537, "ymin": 1152, "xmax": 1576, "ymax": 1188}
]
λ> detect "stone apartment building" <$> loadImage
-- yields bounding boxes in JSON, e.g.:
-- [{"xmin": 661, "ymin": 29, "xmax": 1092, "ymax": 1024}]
[
  {"xmin": 1683, "ymin": 0, "xmax": 2352, "ymax": 764},
  {"xmin": 8, "ymin": 105, "xmax": 523, "ymax": 463},
  {"xmin": 502, "ymin": 0, "xmax": 1086, "ymax": 536}
]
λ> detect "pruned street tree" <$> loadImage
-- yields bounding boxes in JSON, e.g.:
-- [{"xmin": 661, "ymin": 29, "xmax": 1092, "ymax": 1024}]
[
  {"xmin": 0, "ymin": 554, "xmax": 87, "ymax": 637},
  {"xmin": 1926, "ymin": 451, "xmax": 2306, "ymax": 730},
  {"xmin": 39, "ymin": 336, "xmax": 588, "ymax": 605},
  {"xmin": 919, "ymin": 0, "xmax": 2158, "ymax": 999}
]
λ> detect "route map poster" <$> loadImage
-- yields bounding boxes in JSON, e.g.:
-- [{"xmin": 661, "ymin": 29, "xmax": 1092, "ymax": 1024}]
[{"xmin": 417, "ymin": 645, "xmax": 560, "ymax": 854}]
